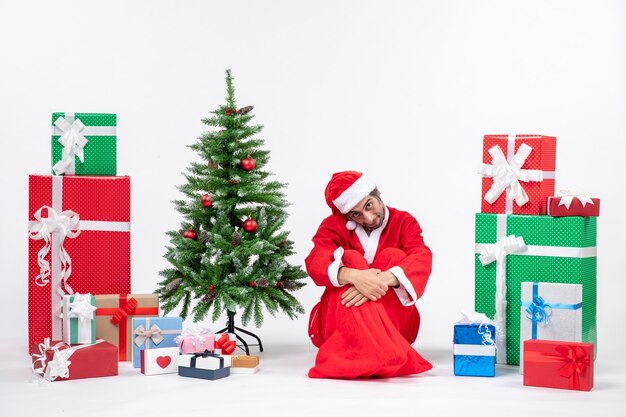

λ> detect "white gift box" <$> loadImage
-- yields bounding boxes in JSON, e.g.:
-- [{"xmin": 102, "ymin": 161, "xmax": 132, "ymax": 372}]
[
  {"xmin": 519, "ymin": 282, "xmax": 582, "ymax": 373},
  {"xmin": 140, "ymin": 347, "xmax": 179, "ymax": 375}
]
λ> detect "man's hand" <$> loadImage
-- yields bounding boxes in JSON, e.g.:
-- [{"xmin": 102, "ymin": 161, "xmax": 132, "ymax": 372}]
[
  {"xmin": 341, "ymin": 286, "xmax": 370, "ymax": 307},
  {"xmin": 338, "ymin": 267, "xmax": 387, "ymax": 300}
]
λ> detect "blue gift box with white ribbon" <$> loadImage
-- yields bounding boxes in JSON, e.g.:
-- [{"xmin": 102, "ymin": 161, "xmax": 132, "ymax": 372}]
[
  {"xmin": 519, "ymin": 281, "xmax": 582, "ymax": 373},
  {"xmin": 453, "ymin": 322, "xmax": 496, "ymax": 377},
  {"xmin": 131, "ymin": 317, "xmax": 183, "ymax": 368}
]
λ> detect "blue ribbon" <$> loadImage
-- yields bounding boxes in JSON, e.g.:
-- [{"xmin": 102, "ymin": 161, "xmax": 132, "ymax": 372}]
[
  {"xmin": 190, "ymin": 349, "xmax": 224, "ymax": 368},
  {"xmin": 522, "ymin": 282, "xmax": 582, "ymax": 339}
]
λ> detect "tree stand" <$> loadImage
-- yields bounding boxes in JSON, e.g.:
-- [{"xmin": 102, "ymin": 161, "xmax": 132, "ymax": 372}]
[{"xmin": 215, "ymin": 310, "xmax": 264, "ymax": 355}]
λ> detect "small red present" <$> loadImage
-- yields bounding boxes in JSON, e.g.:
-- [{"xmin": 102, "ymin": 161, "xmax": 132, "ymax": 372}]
[
  {"xmin": 546, "ymin": 191, "xmax": 600, "ymax": 217},
  {"xmin": 523, "ymin": 339, "xmax": 593, "ymax": 391},
  {"xmin": 31, "ymin": 339, "xmax": 118, "ymax": 382},
  {"xmin": 214, "ymin": 333, "xmax": 237, "ymax": 354},
  {"xmin": 479, "ymin": 134, "xmax": 556, "ymax": 215}
]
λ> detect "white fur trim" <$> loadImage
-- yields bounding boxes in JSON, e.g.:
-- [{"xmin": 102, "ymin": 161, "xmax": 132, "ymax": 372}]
[
  {"xmin": 332, "ymin": 175, "xmax": 376, "ymax": 214},
  {"xmin": 327, "ymin": 247, "xmax": 345, "ymax": 287},
  {"xmin": 346, "ymin": 220, "xmax": 357, "ymax": 230},
  {"xmin": 389, "ymin": 266, "xmax": 417, "ymax": 306}
]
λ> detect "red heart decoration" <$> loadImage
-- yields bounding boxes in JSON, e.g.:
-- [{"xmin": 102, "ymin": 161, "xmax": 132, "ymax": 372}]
[{"xmin": 156, "ymin": 355, "xmax": 172, "ymax": 369}]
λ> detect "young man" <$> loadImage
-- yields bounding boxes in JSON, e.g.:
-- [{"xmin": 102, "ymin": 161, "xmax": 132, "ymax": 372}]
[{"xmin": 306, "ymin": 171, "xmax": 433, "ymax": 378}]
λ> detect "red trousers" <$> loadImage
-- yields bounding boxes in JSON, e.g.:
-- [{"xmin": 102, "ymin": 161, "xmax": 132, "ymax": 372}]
[{"xmin": 308, "ymin": 248, "xmax": 432, "ymax": 378}]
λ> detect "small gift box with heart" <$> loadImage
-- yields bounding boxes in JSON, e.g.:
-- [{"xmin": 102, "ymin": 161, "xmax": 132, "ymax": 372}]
[
  {"xmin": 31, "ymin": 338, "xmax": 118, "ymax": 382},
  {"xmin": 178, "ymin": 351, "xmax": 230, "ymax": 381},
  {"xmin": 51, "ymin": 112, "xmax": 117, "ymax": 176},
  {"xmin": 140, "ymin": 347, "xmax": 179, "ymax": 375},
  {"xmin": 453, "ymin": 312, "xmax": 496, "ymax": 377},
  {"xmin": 523, "ymin": 339, "xmax": 593, "ymax": 391},
  {"xmin": 546, "ymin": 191, "xmax": 600, "ymax": 217},
  {"xmin": 63, "ymin": 293, "xmax": 97, "ymax": 345},
  {"xmin": 131, "ymin": 317, "xmax": 183, "ymax": 368},
  {"xmin": 175, "ymin": 328, "xmax": 215, "ymax": 354}
]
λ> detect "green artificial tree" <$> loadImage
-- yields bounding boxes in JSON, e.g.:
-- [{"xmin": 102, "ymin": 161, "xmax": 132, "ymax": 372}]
[{"xmin": 156, "ymin": 70, "xmax": 306, "ymax": 347}]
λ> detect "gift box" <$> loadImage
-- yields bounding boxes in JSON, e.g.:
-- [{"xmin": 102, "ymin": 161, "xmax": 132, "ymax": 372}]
[
  {"xmin": 140, "ymin": 347, "xmax": 179, "ymax": 375},
  {"xmin": 175, "ymin": 328, "xmax": 215, "ymax": 354},
  {"xmin": 28, "ymin": 175, "xmax": 131, "ymax": 353},
  {"xmin": 51, "ymin": 112, "xmax": 117, "ymax": 176},
  {"xmin": 520, "ymin": 282, "xmax": 582, "ymax": 372},
  {"xmin": 475, "ymin": 213, "xmax": 596, "ymax": 365},
  {"xmin": 178, "ymin": 351, "xmax": 230, "ymax": 380},
  {"xmin": 227, "ymin": 355, "xmax": 260, "ymax": 374},
  {"xmin": 63, "ymin": 293, "xmax": 96, "ymax": 345},
  {"xmin": 453, "ymin": 321, "xmax": 496, "ymax": 377},
  {"xmin": 214, "ymin": 333, "xmax": 237, "ymax": 354},
  {"xmin": 31, "ymin": 339, "xmax": 118, "ymax": 382},
  {"xmin": 523, "ymin": 340, "xmax": 593, "ymax": 391},
  {"xmin": 478, "ymin": 134, "xmax": 556, "ymax": 215},
  {"xmin": 95, "ymin": 294, "xmax": 159, "ymax": 361},
  {"xmin": 132, "ymin": 317, "xmax": 183, "ymax": 368},
  {"xmin": 546, "ymin": 192, "xmax": 600, "ymax": 217}
]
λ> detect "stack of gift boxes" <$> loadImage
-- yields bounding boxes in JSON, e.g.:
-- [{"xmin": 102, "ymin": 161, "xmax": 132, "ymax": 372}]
[
  {"xmin": 29, "ymin": 112, "xmax": 259, "ymax": 382},
  {"xmin": 453, "ymin": 134, "xmax": 598, "ymax": 391}
]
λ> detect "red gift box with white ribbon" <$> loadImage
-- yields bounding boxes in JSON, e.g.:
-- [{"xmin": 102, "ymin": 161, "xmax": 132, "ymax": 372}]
[
  {"xmin": 546, "ymin": 191, "xmax": 600, "ymax": 217},
  {"xmin": 28, "ymin": 175, "xmax": 131, "ymax": 353},
  {"xmin": 479, "ymin": 134, "xmax": 556, "ymax": 215}
]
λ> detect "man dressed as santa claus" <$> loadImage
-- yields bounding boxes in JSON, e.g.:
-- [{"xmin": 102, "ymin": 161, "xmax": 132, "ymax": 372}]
[{"xmin": 306, "ymin": 171, "xmax": 433, "ymax": 379}]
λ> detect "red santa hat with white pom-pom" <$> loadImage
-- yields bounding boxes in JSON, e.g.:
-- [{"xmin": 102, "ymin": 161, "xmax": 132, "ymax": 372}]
[{"xmin": 324, "ymin": 171, "xmax": 376, "ymax": 230}]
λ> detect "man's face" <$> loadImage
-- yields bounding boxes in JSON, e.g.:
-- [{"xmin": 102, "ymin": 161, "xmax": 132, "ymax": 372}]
[{"xmin": 347, "ymin": 194, "xmax": 385, "ymax": 231}]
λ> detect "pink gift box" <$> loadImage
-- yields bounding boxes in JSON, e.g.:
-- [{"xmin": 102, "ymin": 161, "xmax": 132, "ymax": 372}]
[{"xmin": 176, "ymin": 333, "xmax": 215, "ymax": 354}]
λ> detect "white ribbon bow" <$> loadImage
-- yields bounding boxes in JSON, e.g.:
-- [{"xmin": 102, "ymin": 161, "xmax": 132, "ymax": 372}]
[
  {"xmin": 52, "ymin": 116, "xmax": 89, "ymax": 175},
  {"xmin": 134, "ymin": 324, "xmax": 164, "ymax": 347},
  {"xmin": 479, "ymin": 144, "xmax": 543, "ymax": 208},
  {"xmin": 557, "ymin": 190, "xmax": 595, "ymax": 209},
  {"xmin": 28, "ymin": 206, "xmax": 80, "ymax": 293},
  {"xmin": 31, "ymin": 338, "xmax": 72, "ymax": 383},
  {"xmin": 478, "ymin": 235, "xmax": 527, "ymax": 361},
  {"xmin": 67, "ymin": 293, "xmax": 96, "ymax": 323}
]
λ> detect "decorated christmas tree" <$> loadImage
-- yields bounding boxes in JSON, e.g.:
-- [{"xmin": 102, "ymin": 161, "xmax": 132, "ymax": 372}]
[{"xmin": 156, "ymin": 69, "xmax": 306, "ymax": 330}]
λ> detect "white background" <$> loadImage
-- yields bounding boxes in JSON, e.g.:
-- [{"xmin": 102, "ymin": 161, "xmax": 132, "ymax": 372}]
[{"xmin": 1, "ymin": 0, "xmax": 625, "ymax": 415}]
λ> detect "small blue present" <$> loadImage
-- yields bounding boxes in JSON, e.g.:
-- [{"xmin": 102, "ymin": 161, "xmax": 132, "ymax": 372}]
[
  {"xmin": 178, "ymin": 351, "xmax": 230, "ymax": 380},
  {"xmin": 131, "ymin": 317, "xmax": 183, "ymax": 368},
  {"xmin": 453, "ymin": 313, "xmax": 496, "ymax": 377}
]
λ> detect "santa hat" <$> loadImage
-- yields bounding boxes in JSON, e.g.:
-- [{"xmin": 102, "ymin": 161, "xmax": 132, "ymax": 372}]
[{"xmin": 324, "ymin": 171, "xmax": 376, "ymax": 230}]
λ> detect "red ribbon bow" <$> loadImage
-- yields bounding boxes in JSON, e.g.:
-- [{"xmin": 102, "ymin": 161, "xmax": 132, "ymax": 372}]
[
  {"xmin": 215, "ymin": 334, "xmax": 236, "ymax": 354},
  {"xmin": 110, "ymin": 297, "xmax": 138, "ymax": 325},
  {"xmin": 555, "ymin": 345, "xmax": 590, "ymax": 390}
]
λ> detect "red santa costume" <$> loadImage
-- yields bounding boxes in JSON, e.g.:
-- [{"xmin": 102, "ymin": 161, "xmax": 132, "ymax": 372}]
[{"xmin": 306, "ymin": 171, "xmax": 433, "ymax": 379}]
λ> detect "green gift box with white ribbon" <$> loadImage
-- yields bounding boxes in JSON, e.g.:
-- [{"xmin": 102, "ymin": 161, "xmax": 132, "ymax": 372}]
[
  {"xmin": 51, "ymin": 112, "xmax": 117, "ymax": 176},
  {"xmin": 62, "ymin": 293, "xmax": 97, "ymax": 345},
  {"xmin": 474, "ymin": 213, "xmax": 596, "ymax": 365}
]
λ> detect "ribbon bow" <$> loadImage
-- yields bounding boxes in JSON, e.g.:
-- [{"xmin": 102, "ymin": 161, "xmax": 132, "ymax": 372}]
[
  {"xmin": 193, "ymin": 349, "xmax": 219, "ymax": 359},
  {"xmin": 557, "ymin": 190, "xmax": 595, "ymax": 209},
  {"xmin": 67, "ymin": 293, "xmax": 96, "ymax": 323},
  {"xmin": 215, "ymin": 333, "xmax": 237, "ymax": 354},
  {"xmin": 133, "ymin": 324, "xmax": 164, "ymax": 347},
  {"xmin": 525, "ymin": 295, "xmax": 552, "ymax": 324},
  {"xmin": 555, "ymin": 345, "xmax": 590, "ymax": 390},
  {"xmin": 28, "ymin": 206, "xmax": 80, "ymax": 292},
  {"xmin": 110, "ymin": 297, "xmax": 138, "ymax": 325},
  {"xmin": 31, "ymin": 338, "xmax": 72, "ymax": 382},
  {"xmin": 52, "ymin": 116, "xmax": 89, "ymax": 175},
  {"xmin": 479, "ymin": 144, "xmax": 543, "ymax": 208}
]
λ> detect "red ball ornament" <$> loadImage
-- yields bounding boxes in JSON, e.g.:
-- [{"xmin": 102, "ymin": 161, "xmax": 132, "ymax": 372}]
[
  {"xmin": 275, "ymin": 281, "xmax": 283, "ymax": 288},
  {"xmin": 248, "ymin": 281, "xmax": 255, "ymax": 287},
  {"xmin": 228, "ymin": 179, "xmax": 237, "ymax": 185},
  {"xmin": 183, "ymin": 228, "xmax": 197, "ymax": 240},
  {"xmin": 242, "ymin": 218, "xmax": 257, "ymax": 233},
  {"xmin": 225, "ymin": 108, "xmax": 231, "ymax": 116},
  {"xmin": 209, "ymin": 284, "xmax": 214, "ymax": 290},
  {"xmin": 240, "ymin": 157, "xmax": 255, "ymax": 172},
  {"xmin": 201, "ymin": 194, "xmax": 213, "ymax": 208}
]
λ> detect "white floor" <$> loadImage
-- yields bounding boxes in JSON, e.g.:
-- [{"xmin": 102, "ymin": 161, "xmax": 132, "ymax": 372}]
[{"xmin": 2, "ymin": 337, "xmax": 625, "ymax": 417}]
